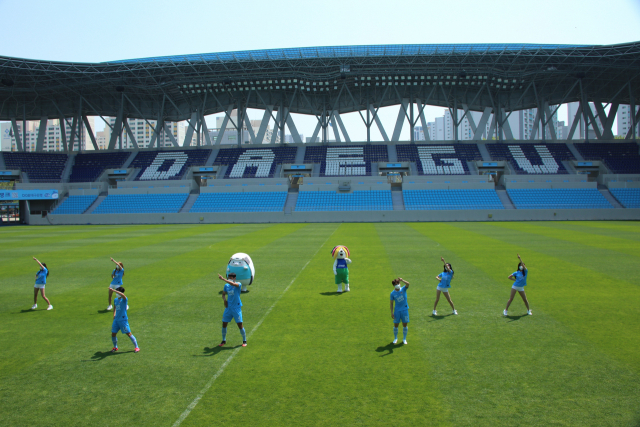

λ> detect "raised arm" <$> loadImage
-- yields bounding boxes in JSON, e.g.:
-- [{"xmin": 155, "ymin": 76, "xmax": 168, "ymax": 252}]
[
  {"xmin": 111, "ymin": 288, "xmax": 126, "ymax": 299},
  {"xmin": 32, "ymin": 257, "xmax": 44, "ymax": 269},
  {"xmin": 110, "ymin": 257, "xmax": 123, "ymax": 268},
  {"xmin": 441, "ymin": 257, "xmax": 451, "ymax": 273},
  {"xmin": 517, "ymin": 253, "xmax": 526, "ymax": 270},
  {"xmin": 398, "ymin": 277, "xmax": 410, "ymax": 289},
  {"xmin": 218, "ymin": 274, "xmax": 240, "ymax": 287}
]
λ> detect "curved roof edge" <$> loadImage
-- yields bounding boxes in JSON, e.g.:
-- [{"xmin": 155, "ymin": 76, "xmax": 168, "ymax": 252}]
[{"xmin": 106, "ymin": 43, "xmax": 599, "ymax": 64}]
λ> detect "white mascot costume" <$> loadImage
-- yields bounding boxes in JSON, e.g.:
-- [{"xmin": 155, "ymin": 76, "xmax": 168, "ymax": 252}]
[
  {"xmin": 332, "ymin": 245, "xmax": 352, "ymax": 293},
  {"xmin": 226, "ymin": 253, "xmax": 255, "ymax": 293}
]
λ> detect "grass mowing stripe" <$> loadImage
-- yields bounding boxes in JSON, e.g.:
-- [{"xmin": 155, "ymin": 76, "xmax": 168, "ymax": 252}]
[
  {"xmin": 182, "ymin": 223, "xmax": 450, "ymax": 427},
  {"xmin": 173, "ymin": 225, "xmax": 338, "ymax": 427},
  {"xmin": 530, "ymin": 221, "xmax": 640, "ymax": 243},
  {"xmin": 491, "ymin": 221, "xmax": 640, "ymax": 259},
  {"xmin": 423, "ymin": 222, "xmax": 640, "ymax": 371},
  {"xmin": 404, "ymin": 222, "xmax": 640, "ymax": 426}
]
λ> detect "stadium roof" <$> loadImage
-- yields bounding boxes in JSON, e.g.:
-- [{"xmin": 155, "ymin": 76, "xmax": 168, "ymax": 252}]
[{"xmin": 1, "ymin": 42, "xmax": 639, "ymax": 122}]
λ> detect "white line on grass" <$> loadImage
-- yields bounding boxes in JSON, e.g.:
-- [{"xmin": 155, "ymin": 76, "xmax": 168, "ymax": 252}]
[{"xmin": 172, "ymin": 228, "xmax": 337, "ymax": 427}]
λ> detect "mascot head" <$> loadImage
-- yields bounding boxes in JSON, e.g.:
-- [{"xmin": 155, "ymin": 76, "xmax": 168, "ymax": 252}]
[
  {"xmin": 331, "ymin": 245, "xmax": 350, "ymax": 260},
  {"xmin": 229, "ymin": 254, "xmax": 251, "ymax": 270}
]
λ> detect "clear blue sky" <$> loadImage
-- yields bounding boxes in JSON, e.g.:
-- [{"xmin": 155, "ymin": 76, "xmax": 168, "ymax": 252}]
[{"xmin": 2, "ymin": 0, "xmax": 639, "ymax": 139}]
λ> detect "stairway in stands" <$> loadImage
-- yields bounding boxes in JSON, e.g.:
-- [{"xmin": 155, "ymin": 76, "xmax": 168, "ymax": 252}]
[
  {"xmin": 180, "ymin": 193, "xmax": 200, "ymax": 213},
  {"xmin": 84, "ymin": 195, "xmax": 106, "ymax": 214},
  {"xmin": 496, "ymin": 188, "xmax": 515, "ymax": 209},
  {"xmin": 598, "ymin": 185, "xmax": 623, "ymax": 208},
  {"xmin": 283, "ymin": 188, "xmax": 298, "ymax": 214},
  {"xmin": 391, "ymin": 187, "xmax": 405, "ymax": 210}
]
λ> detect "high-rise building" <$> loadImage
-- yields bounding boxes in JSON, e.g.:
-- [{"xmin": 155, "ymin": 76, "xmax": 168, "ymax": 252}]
[
  {"xmin": 1, "ymin": 118, "xmax": 91, "ymax": 151},
  {"xmin": 617, "ymin": 105, "xmax": 639, "ymax": 137}
]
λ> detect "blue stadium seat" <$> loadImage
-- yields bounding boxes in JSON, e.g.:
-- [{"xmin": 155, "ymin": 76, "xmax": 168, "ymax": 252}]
[
  {"xmin": 396, "ymin": 144, "xmax": 482, "ymax": 175},
  {"xmin": 486, "ymin": 143, "xmax": 574, "ymax": 174},
  {"xmin": 190, "ymin": 192, "xmax": 287, "ymax": 212},
  {"xmin": 92, "ymin": 193, "xmax": 188, "ymax": 214},
  {"xmin": 402, "ymin": 189, "xmax": 504, "ymax": 210},
  {"xmin": 130, "ymin": 149, "xmax": 211, "ymax": 181},
  {"xmin": 506, "ymin": 188, "xmax": 613, "ymax": 209},
  {"xmin": 52, "ymin": 195, "xmax": 97, "ymax": 214},
  {"xmin": 574, "ymin": 143, "xmax": 640, "ymax": 174},
  {"xmin": 69, "ymin": 152, "xmax": 131, "ymax": 182},
  {"xmin": 303, "ymin": 145, "xmax": 388, "ymax": 177},
  {"xmin": 295, "ymin": 191, "xmax": 393, "ymax": 211},
  {"xmin": 213, "ymin": 147, "xmax": 297, "ymax": 179},
  {"xmin": 3, "ymin": 152, "xmax": 67, "ymax": 182},
  {"xmin": 609, "ymin": 188, "xmax": 640, "ymax": 208}
]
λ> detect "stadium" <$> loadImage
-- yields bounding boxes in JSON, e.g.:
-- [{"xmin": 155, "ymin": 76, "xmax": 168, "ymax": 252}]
[{"xmin": 1, "ymin": 40, "xmax": 640, "ymax": 427}]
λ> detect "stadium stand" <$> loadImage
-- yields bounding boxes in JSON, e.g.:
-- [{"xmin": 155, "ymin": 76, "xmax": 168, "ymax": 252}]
[
  {"xmin": 190, "ymin": 192, "xmax": 287, "ymax": 212},
  {"xmin": 574, "ymin": 142, "xmax": 640, "ymax": 174},
  {"xmin": 130, "ymin": 149, "xmax": 211, "ymax": 180},
  {"xmin": 507, "ymin": 188, "xmax": 613, "ymax": 209},
  {"xmin": 295, "ymin": 190, "xmax": 393, "ymax": 211},
  {"xmin": 52, "ymin": 195, "xmax": 98, "ymax": 214},
  {"xmin": 403, "ymin": 189, "xmax": 504, "ymax": 210},
  {"xmin": 396, "ymin": 144, "xmax": 482, "ymax": 175},
  {"xmin": 92, "ymin": 193, "xmax": 188, "ymax": 214},
  {"xmin": 213, "ymin": 147, "xmax": 297, "ymax": 178},
  {"xmin": 3, "ymin": 152, "xmax": 67, "ymax": 182},
  {"xmin": 69, "ymin": 152, "xmax": 131, "ymax": 182},
  {"xmin": 486, "ymin": 143, "xmax": 574, "ymax": 174},
  {"xmin": 609, "ymin": 188, "xmax": 640, "ymax": 208},
  {"xmin": 303, "ymin": 145, "xmax": 388, "ymax": 176}
]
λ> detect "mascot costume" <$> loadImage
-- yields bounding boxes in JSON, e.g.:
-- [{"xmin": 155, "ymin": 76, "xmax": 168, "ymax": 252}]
[
  {"xmin": 332, "ymin": 245, "xmax": 352, "ymax": 293},
  {"xmin": 226, "ymin": 253, "xmax": 255, "ymax": 293}
]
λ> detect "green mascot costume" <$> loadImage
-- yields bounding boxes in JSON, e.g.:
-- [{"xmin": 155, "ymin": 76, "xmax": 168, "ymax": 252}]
[{"xmin": 332, "ymin": 245, "xmax": 352, "ymax": 293}]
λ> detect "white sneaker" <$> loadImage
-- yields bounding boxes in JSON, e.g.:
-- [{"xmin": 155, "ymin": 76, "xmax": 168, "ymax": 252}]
[
  {"xmin": 453, "ymin": 309, "xmax": 458, "ymax": 315},
  {"xmin": 403, "ymin": 340, "xmax": 408, "ymax": 345},
  {"xmin": 107, "ymin": 305, "xmax": 112, "ymax": 310},
  {"xmin": 337, "ymin": 286, "xmax": 342, "ymax": 293},
  {"xmin": 503, "ymin": 309, "xmax": 508, "ymax": 316},
  {"xmin": 47, "ymin": 305, "xmax": 53, "ymax": 310},
  {"xmin": 527, "ymin": 310, "xmax": 532, "ymax": 315},
  {"xmin": 127, "ymin": 305, "xmax": 129, "ymax": 310},
  {"xmin": 432, "ymin": 310, "xmax": 437, "ymax": 316},
  {"xmin": 345, "ymin": 285, "xmax": 350, "ymax": 292},
  {"xmin": 392, "ymin": 339, "xmax": 397, "ymax": 344},
  {"xmin": 31, "ymin": 304, "xmax": 37, "ymax": 310}
]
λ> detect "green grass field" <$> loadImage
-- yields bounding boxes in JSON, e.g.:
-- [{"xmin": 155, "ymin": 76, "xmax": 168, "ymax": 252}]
[{"xmin": 0, "ymin": 222, "xmax": 639, "ymax": 426}]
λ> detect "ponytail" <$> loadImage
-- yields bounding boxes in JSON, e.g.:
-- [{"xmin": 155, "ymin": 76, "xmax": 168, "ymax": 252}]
[{"xmin": 42, "ymin": 263, "xmax": 49, "ymax": 277}]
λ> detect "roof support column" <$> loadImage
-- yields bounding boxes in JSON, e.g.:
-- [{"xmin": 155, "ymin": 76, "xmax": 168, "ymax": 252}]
[
  {"xmin": 270, "ymin": 108, "xmax": 282, "ymax": 144},
  {"xmin": 68, "ymin": 115, "xmax": 78, "ymax": 152},
  {"xmin": 215, "ymin": 105, "xmax": 234, "ymax": 146},
  {"xmin": 369, "ymin": 104, "xmax": 389, "ymax": 142},
  {"xmin": 108, "ymin": 97, "xmax": 123, "ymax": 150},
  {"xmin": 631, "ymin": 83, "xmax": 638, "ymax": 140},
  {"xmin": 82, "ymin": 115, "xmax": 99, "ymax": 150},
  {"xmin": 10, "ymin": 118, "xmax": 23, "ymax": 151},
  {"xmin": 183, "ymin": 112, "xmax": 198, "ymax": 147},
  {"xmin": 285, "ymin": 108, "xmax": 303, "ymax": 144},
  {"xmin": 391, "ymin": 98, "xmax": 409, "ymax": 142},
  {"xmin": 255, "ymin": 106, "xmax": 272, "ymax": 145},
  {"xmin": 334, "ymin": 111, "xmax": 350, "ymax": 143},
  {"xmin": 567, "ymin": 103, "xmax": 582, "ymax": 140},
  {"xmin": 123, "ymin": 119, "xmax": 139, "ymax": 149},
  {"xmin": 501, "ymin": 109, "xmax": 515, "ymax": 140},
  {"xmin": 594, "ymin": 102, "xmax": 618, "ymax": 140},
  {"xmin": 36, "ymin": 117, "xmax": 47, "ymax": 152},
  {"xmin": 417, "ymin": 99, "xmax": 431, "ymax": 141},
  {"xmin": 453, "ymin": 90, "xmax": 458, "ymax": 142},
  {"xmin": 237, "ymin": 106, "xmax": 246, "ymax": 147},
  {"xmin": 473, "ymin": 107, "xmax": 492, "ymax": 140},
  {"xmin": 202, "ymin": 112, "xmax": 212, "ymax": 146}
]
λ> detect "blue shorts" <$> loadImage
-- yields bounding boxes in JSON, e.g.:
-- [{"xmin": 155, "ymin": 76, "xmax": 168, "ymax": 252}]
[
  {"xmin": 222, "ymin": 308, "xmax": 243, "ymax": 323},
  {"xmin": 394, "ymin": 309, "xmax": 409, "ymax": 324},
  {"xmin": 112, "ymin": 319, "xmax": 131, "ymax": 334}
]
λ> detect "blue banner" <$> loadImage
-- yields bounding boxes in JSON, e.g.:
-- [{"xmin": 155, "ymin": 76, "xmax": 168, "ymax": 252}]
[{"xmin": 0, "ymin": 190, "xmax": 59, "ymax": 200}]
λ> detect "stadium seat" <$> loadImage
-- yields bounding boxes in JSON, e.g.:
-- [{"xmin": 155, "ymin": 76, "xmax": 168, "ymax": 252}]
[
  {"xmin": 3, "ymin": 152, "xmax": 68, "ymax": 183},
  {"xmin": 609, "ymin": 188, "xmax": 640, "ymax": 208},
  {"xmin": 402, "ymin": 189, "xmax": 504, "ymax": 210},
  {"xmin": 506, "ymin": 188, "xmax": 613, "ymax": 209},
  {"xmin": 69, "ymin": 152, "xmax": 131, "ymax": 182},
  {"xmin": 396, "ymin": 144, "xmax": 482, "ymax": 175},
  {"xmin": 574, "ymin": 143, "xmax": 640, "ymax": 174},
  {"xmin": 214, "ymin": 147, "xmax": 297, "ymax": 179},
  {"xmin": 190, "ymin": 192, "xmax": 287, "ymax": 212},
  {"xmin": 295, "ymin": 191, "xmax": 393, "ymax": 211},
  {"xmin": 486, "ymin": 143, "xmax": 574, "ymax": 174},
  {"xmin": 130, "ymin": 149, "xmax": 211, "ymax": 181},
  {"xmin": 92, "ymin": 193, "xmax": 189, "ymax": 214},
  {"xmin": 52, "ymin": 195, "xmax": 98, "ymax": 214},
  {"xmin": 303, "ymin": 146, "xmax": 388, "ymax": 177}
]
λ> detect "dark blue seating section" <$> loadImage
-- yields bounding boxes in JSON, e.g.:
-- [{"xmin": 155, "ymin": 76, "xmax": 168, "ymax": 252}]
[
  {"xmin": 396, "ymin": 144, "xmax": 482, "ymax": 175},
  {"xmin": 52, "ymin": 195, "xmax": 97, "ymax": 214},
  {"xmin": 609, "ymin": 188, "xmax": 640, "ymax": 208},
  {"xmin": 486, "ymin": 143, "xmax": 573, "ymax": 174},
  {"xmin": 403, "ymin": 189, "xmax": 504, "ymax": 210},
  {"xmin": 3, "ymin": 152, "xmax": 67, "ymax": 182},
  {"xmin": 507, "ymin": 189, "xmax": 612, "ymax": 209},
  {"xmin": 213, "ymin": 147, "xmax": 297, "ymax": 179},
  {"xmin": 69, "ymin": 152, "xmax": 131, "ymax": 182},
  {"xmin": 295, "ymin": 191, "xmax": 393, "ymax": 211},
  {"xmin": 190, "ymin": 192, "xmax": 287, "ymax": 212},
  {"xmin": 303, "ymin": 145, "xmax": 388, "ymax": 176},
  {"xmin": 574, "ymin": 142, "xmax": 640, "ymax": 174},
  {"xmin": 130, "ymin": 149, "xmax": 211, "ymax": 180},
  {"xmin": 92, "ymin": 193, "xmax": 188, "ymax": 214}
]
